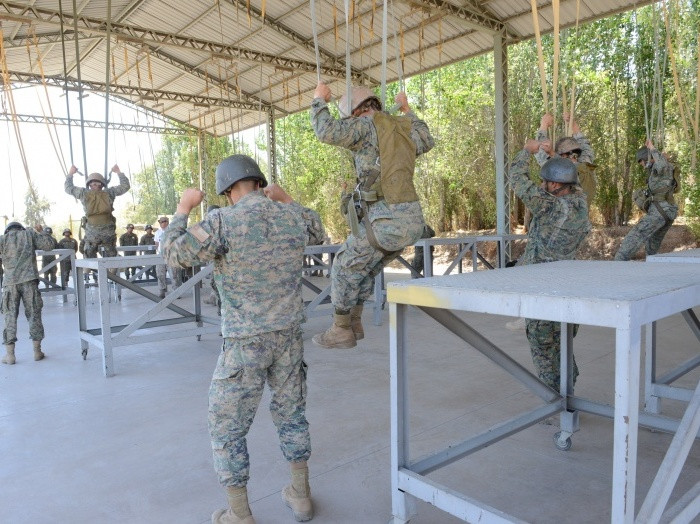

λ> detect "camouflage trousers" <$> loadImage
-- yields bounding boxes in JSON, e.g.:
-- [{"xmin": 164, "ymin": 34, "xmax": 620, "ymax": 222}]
[
  {"xmin": 83, "ymin": 224, "xmax": 118, "ymax": 258},
  {"xmin": 331, "ymin": 216, "xmax": 424, "ymax": 312},
  {"xmin": 2, "ymin": 280, "xmax": 44, "ymax": 345},
  {"xmin": 525, "ymin": 319, "xmax": 579, "ymax": 391},
  {"xmin": 208, "ymin": 325, "xmax": 310, "ymax": 487},
  {"xmin": 156, "ymin": 264, "xmax": 183, "ymax": 292},
  {"xmin": 60, "ymin": 261, "xmax": 73, "ymax": 287},
  {"xmin": 614, "ymin": 204, "xmax": 678, "ymax": 261}
]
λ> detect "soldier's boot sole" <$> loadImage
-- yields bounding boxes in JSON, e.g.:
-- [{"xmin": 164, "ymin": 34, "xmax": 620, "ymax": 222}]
[
  {"xmin": 211, "ymin": 509, "xmax": 255, "ymax": 524},
  {"xmin": 3, "ymin": 344, "xmax": 16, "ymax": 365},
  {"xmin": 282, "ymin": 486, "xmax": 313, "ymax": 522}
]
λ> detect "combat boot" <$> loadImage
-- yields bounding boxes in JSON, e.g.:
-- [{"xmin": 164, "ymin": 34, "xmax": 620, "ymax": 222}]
[
  {"xmin": 350, "ymin": 304, "xmax": 364, "ymax": 340},
  {"xmin": 211, "ymin": 486, "xmax": 255, "ymax": 524},
  {"xmin": 2, "ymin": 344, "xmax": 16, "ymax": 365},
  {"xmin": 312, "ymin": 313, "xmax": 356, "ymax": 349},
  {"xmin": 33, "ymin": 340, "xmax": 45, "ymax": 361},
  {"xmin": 282, "ymin": 461, "xmax": 313, "ymax": 522}
]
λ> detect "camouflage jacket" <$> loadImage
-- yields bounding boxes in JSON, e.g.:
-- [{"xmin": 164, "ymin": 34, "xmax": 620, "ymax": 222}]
[
  {"xmin": 508, "ymin": 150, "xmax": 591, "ymax": 265},
  {"xmin": 0, "ymin": 228, "xmax": 56, "ymax": 285},
  {"xmin": 119, "ymin": 232, "xmax": 139, "ymax": 246},
  {"xmin": 57, "ymin": 237, "xmax": 79, "ymax": 252},
  {"xmin": 162, "ymin": 192, "xmax": 322, "ymax": 338},
  {"xmin": 139, "ymin": 233, "xmax": 155, "ymax": 246},
  {"xmin": 534, "ymin": 130, "xmax": 595, "ymax": 167},
  {"xmin": 310, "ymin": 98, "xmax": 434, "ymax": 224},
  {"xmin": 300, "ymin": 206, "xmax": 326, "ymax": 246},
  {"xmin": 65, "ymin": 172, "xmax": 131, "ymax": 214},
  {"xmin": 41, "ymin": 236, "xmax": 59, "ymax": 263},
  {"xmin": 645, "ymin": 150, "xmax": 677, "ymax": 197}
]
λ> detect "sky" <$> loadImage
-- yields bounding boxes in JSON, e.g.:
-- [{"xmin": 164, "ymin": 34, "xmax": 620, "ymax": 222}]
[{"xmin": 1, "ymin": 83, "xmax": 167, "ymax": 230}]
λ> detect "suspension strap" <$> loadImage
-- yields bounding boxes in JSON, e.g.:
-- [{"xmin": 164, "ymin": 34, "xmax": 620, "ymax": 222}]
[
  {"xmin": 58, "ymin": 0, "xmax": 74, "ymax": 166},
  {"xmin": 103, "ymin": 0, "xmax": 112, "ymax": 178},
  {"xmin": 343, "ymin": 0, "xmax": 351, "ymax": 109},
  {"xmin": 380, "ymin": 0, "xmax": 388, "ymax": 107},
  {"xmin": 310, "ymin": 0, "xmax": 322, "ymax": 84},
  {"xmin": 71, "ymin": 0, "xmax": 88, "ymax": 178}
]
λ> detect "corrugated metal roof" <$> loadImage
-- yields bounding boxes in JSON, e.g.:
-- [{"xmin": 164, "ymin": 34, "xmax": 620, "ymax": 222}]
[{"xmin": 1, "ymin": 0, "xmax": 656, "ymax": 136}]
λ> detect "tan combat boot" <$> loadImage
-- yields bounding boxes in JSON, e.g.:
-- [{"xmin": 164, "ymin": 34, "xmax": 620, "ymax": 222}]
[
  {"xmin": 211, "ymin": 486, "xmax": 255, "ymax": 524},
  {"xmin": 282, "ymin": 461, "xmax": 313, "ymax": 522},
  {"xmin": 33, "ymin": 340, "xmax": 45, "ymax": 361},
  {"xmin": 312, "ymin": 313, "xmax": 356, "ymax": 349},
  {"xmin": 2, "ymin": 344, "xmax": 16, "ymax": 365},
  {"xmin": 350, "ymin": 304, "xmax": 364, "ymax": 340}
]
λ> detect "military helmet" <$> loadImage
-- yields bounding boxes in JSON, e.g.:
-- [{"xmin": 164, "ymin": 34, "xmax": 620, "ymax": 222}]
[
  {"xmin": 86, "ymin": 172, "xmax": 106, "ymax": 188},
  {"xmin": 540, "ymin": 157, "xmax": 578, "ymax": 184},
  {"xmin": 555, "ymin": 137, "xmax": 582, "ymax": 156},
  {"xmin": 636, "ymin": 146, "xmax": 651, "ymax": 164},
  {"xmin": 126, "ymin": 223, "xmax": 134, "ymax": 229},
  {"xmin": 43, "ymin": 226, "xmax": 53, "ymax": 235},
  {"xmin": 145, "ymin": 224, "xmax": 153, "ymax": 231},
  {"xmin": 338, "ymin": 86, "xmax": 381, "ymax": 118},
  {"xmin": 215, "ymin": 155, "xmax": 268, "ymax": 195},
  {"xmin": 4, "ymin": 221, "xmax": 25, "ymax": 234},
  {"xmin": 63, "ymin": 228, "xmax": 72, "ymax": 235}
]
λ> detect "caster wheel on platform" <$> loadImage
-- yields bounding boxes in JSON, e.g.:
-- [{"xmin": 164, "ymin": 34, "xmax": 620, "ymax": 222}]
[{"xmin": 553, "ymin": 431, "xmax": 572, "ymax": 451}]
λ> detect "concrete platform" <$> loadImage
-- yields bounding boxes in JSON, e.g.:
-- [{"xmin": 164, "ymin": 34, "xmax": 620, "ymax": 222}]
[{"xmin": 1, "ymin": 270, "xmax": 698, "ymax": 524}]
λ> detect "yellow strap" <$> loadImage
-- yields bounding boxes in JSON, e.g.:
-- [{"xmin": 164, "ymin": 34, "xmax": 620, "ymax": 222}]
[{"xmin": 530, "ymin": 0, "xmax": 549, "ymax": 118}]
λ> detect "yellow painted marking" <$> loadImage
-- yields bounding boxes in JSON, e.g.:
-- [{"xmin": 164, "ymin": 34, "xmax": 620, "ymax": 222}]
[{"xmin": 387, "ymin": 286, "xmax": 451, "ymax": 308}]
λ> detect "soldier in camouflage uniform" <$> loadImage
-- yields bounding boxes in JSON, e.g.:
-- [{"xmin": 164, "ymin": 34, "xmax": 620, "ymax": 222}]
[
  {"xmin": 534, "ymin": 112, "xmax": 597, "ymax": 211},
  {"xmin": 0, "ymin": 221, "xmax": 56, "ymax": 364},
  {"xmin": 139, "ymin": 224, "xmax": 157, "ymax": 280},
  {"xmin": 615, "ymin": 140, "xmax": 678, "ymax": 260},
  {"xmin": 57, "ymin": 229, "xmax": 79, "ymax": 288},
  {"xmin": 310, "ymin": 83, "xmax": 434, "ymax": 349},
  {"xmin": 509, "ymin": 141, "xmax": 591, "ymax": 391},
  {"xmin": 164, "ymin": 155, "xmax": 323, "ymax": 524},
  {"xmin": 119, "ymin": 223, "xmax": 139, "ymax": 279},
  {"xmin": 301, "ymin": 205, "xmax": 326, "ymax": 277},
  {"xmin": 40, "ymin": 227, "xmax": 59, "ymax": 285},
  {"xmin": 65, "ymin": 164, "xmax": 130, "ymax": 259}
]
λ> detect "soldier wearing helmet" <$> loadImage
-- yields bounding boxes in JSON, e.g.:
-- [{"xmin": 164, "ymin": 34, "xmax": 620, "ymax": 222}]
[
  {"xmin": 614, "ymin": 139, "xmax": 678, "ymax": 260},
  {"xmin": 40, "ymin": 226, "xmax": 59, "ymax": 285},
  {"xmin": 119, "ymin": 223, "xmax": 139, "ymax": 280},
  {"xmin": 310, "ymin": 82, "xmax": 434, "ymax": 349},
  {"xmin": 138, "ymin": 225, "xmax": 157, "ymax": 280},
  {"xmin": 64, "ymin": 164, "xmax": 130, "ymax": 260},
  {"xmin": 0, "ymin": 221, "xmax": 56, "ymax": 365},
  {"xmin": 57, "ymin": 228, "xmax": 79, "ymax": 288},
  {"xmin": 507, "ymin": 141, "xmax": 591, "ymax": 392},
  {"xmin": 162, "ymin": 155, "xmax": 323, "ymax": 523},
  {"xmin": 534, "ymin": 112, "xmax": 597, "ymax": 211}
]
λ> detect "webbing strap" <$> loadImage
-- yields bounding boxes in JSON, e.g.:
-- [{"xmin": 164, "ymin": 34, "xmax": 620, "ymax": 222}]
[
  {"xmin": 310, "ymin": 0, "xmax": 322, "ymax": 84},
  {"xmin": 361, "ymin": 214, "xmax": 394, "ymax": 256},
  {"xmin": 343, "ymin": 0, "xmax": 351, "ymax": 110}
]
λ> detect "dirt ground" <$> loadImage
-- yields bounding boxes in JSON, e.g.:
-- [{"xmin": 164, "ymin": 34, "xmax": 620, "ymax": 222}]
[{"xmin": 414, "ymin": 223, "xmax": 698, "ymax": 268}]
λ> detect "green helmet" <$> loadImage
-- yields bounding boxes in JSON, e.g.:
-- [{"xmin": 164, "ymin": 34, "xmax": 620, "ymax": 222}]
[
  {"xmin": 86, "ymin": 172, "xmax": 106, "ymax": 188},
  {"xmin": 215, "ymin": 155, "xmax": 268, "ymax": 195},
  {"xmin": 4, "ymin": 221, "xmax": 25, "ymax": 234},
  {"xmin": 540, "ymin": 157, "xmax": 577, "ymax": 184}
]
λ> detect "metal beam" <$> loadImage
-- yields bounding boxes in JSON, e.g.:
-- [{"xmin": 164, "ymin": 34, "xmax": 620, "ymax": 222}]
[
  {"xmin": 0, "ymin": 112, "xmax": 193, "ymax": 135},
  {"xmin": 4, "ymin": 70, "xmax": 263, "ymax": 110},
  {"xmin": 390, "ymin": 0, "xmax": 504, "ymax": 34},
  {"xmin": 0, "ymin": 1, "xmax": 361, "ymax": 81}
]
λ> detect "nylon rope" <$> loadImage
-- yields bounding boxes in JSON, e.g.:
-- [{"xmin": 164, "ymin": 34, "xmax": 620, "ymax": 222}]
[
  {"xmin": 530, "ymin": 0, "xmax": 549, "ymax": 131},
  {"xmin": 103, "ymin": 0, "xmax": 112, "ymax": 179},
  {"xmin": 71, "ymin": 0, "xmax": 88, "ymax": 178},
  {"xmin": 552, "ymin": 0, "xmax": 560, "ymax": 145},
  {"xmin": 310, "ymin": 0, "xmax": 322, "ymax": 84},
  {"xmin": 343, "ymin": 0, "xmax": 351, "ymax": 110},
  {"xmin": 567, "ymin": 0, "xmax": 580, "ymax": 136},
  {"xmin": 391, "ymin": 0, "xmax": 404, "ymax": 92},
  {"xmin": 662, "ymin": 0, "xmax": 691, "ymax": 143},
  {"xmin": 0, "ymin": 27, "xmax": 37, "ymax": 202},
  {"xmin": 57, "ymin": 0, "xmax": 74, "ymax": 166},
  {"xmin": 380, "ymin": 0, "xmax": 388, "ymax": 107}
]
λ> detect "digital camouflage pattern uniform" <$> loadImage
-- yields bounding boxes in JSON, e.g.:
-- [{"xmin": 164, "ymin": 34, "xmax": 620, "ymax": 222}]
[
  {"xmin": 508, "ymin": 150, "xmax": 591, "ymax": 390},
  {"xmin": 119, "ymin": 229, "xmax": 139, "ymax": 279},
  {"xmin": 0, "ymin": 227, "xmax": 55, "ymax": 345},
  {"xmin": 65, "ymin": 172, "xmax": 130, "ymax": 258},
  {"xmin": 301, "ymin": 205, "xmax": 327, "ymax": 276},
  {"xmin": 41, "ymin": 233, "xmax": 59, "ymax": 285},
  {"xmin": 163, "ymin": 191, "xmax": 324, "ymax": 487},
  {"xmin": 139, "ymin": 231, "xmax": 157, "ymax": 279},
  {"xmin": 310, "ymin": 98, "xmax": 434, "ymax": 311},
  {"xmin": 57, "ymin": 235, "xmax": 78, "ymax": 287},
  {"xmin": 615, "ymin": 150, "xmax": 678, "ymax": 260}
]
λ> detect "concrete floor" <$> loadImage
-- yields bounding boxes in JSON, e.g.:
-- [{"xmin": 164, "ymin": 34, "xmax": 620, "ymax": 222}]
[{"xmin": 0, "ymin": 271, "xmax": 698, "ymax": 524}]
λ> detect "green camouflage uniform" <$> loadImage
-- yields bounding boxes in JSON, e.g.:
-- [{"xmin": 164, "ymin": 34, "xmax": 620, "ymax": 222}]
[
  {"xmin": 139, "ymin": 232, "xmax": 156, "ymax": 278},
  {"xmin": 310, "ymin": 98, "xmax": 434, "ymax": 311},
  {"xmin": 0, "ymin": 227, "xmax": 55, "ymax": 344},
  {"xmin": 65, "ymin": 173, "xmax": 130, "ymax": 258},
  {"xmin": 163, "ymin": 192, "xmax": 323, "ymax": 487},
  {"xmin": 301, "ymin": 205, "xmax": 327, "ymax": 276},
  {"xmin": 615, "ymin": 150, "xmax": 678, "ymax": 260},
  {"xmin": 508, "ymin": 150, "xmax": 591, "ymax": 390},
  {"xmin": 119, "ymin": 231, "xmax": 139, "ymax": 279},
  {"xmin": 41, "ymin": 234, "xmax": 59, "ymax": 285},
  {"xmin": 57, "ymin": 236, "xmax": 79, "ymax": 287}
]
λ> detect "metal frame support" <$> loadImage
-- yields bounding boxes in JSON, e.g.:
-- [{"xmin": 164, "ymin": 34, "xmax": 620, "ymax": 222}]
[
  {"xmin": 493, "ymin": 31, "xmax": 510, "ymax": 251},
  {"xmin": 267, "ymin": 108, "xmax": 277, "ymax": 182}
]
